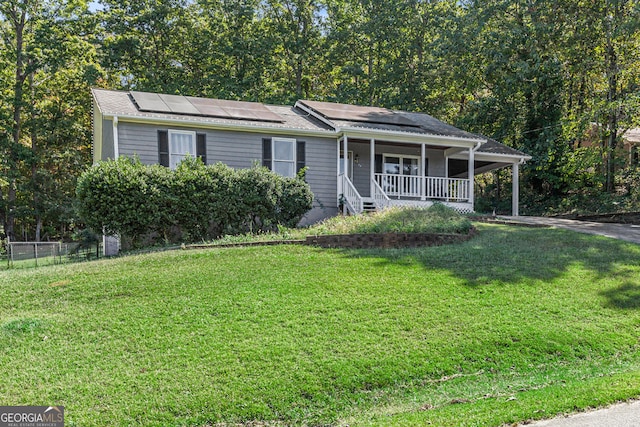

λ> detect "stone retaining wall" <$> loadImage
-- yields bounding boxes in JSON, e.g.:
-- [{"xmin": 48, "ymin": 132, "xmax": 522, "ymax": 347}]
[{"xmin": 305, "ymin": 228, "xmax": 476, "ymax": 249}]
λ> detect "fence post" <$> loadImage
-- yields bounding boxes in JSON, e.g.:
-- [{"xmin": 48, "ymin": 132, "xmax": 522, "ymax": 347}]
[{"xmin": 34, "ymin": 243, "xmax": 38, "ymax": 267}]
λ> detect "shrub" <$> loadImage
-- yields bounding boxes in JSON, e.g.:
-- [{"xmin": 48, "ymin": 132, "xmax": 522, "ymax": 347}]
[
  {"xmin": 277, "ymin": 176, "xmax": 314, "ymax": 228},
  {"xmin": 76, "ymin": 158, "xmax": 160, "ymax": 243},
  {"xmin": 76, "ymin": 159, "xmax": 314, "ymax": 246}
]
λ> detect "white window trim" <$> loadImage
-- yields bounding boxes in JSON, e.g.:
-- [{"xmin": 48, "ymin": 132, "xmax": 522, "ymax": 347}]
[
  {"xmin": 272, "ymin": 137, "xmax": 297, "ymax": 177},
  {"xmin": 382, "ymin": 153, "xmax": 422, "ymax": 176},
  {"xmin": 168, "ymin": 129, "xmax": 196, "ymax": 169}
]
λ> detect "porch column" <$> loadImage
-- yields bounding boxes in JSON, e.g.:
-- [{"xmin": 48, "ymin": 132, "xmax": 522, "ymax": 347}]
[
  {"xmin": 344, "ymin": 135, "xmax": 349, "ymax": 179},
  {"xmin": 421, "ymin": 144, "xmax": 426, "ymax": 201},
  {"xmin": 370, "ymin": 138, "xmax": 375, "ymax": 197},
  {"xmin": 343, "ymin": 136, "xmax": 349, "ymax": 215},
  {"xmin": 468, "ymin": 146, "xmax": 475, "ymax": 209},
  {"xmin": 512, "ymin": 162, "xmax": 520, "ymax": 216},
  {"xmin": 337, "ymin": 137, "xmax": 341, "ymax": 205}
]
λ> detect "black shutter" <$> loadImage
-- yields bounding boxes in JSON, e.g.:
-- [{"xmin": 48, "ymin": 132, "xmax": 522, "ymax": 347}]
[
  {"xmin": 375, "ymin": 154, "xmax": 383, "ymax": 174},
  {"xmin": 296, "ymin": 140, "xmax": 306, "ymax": 174},
  {"xmin": 424, "ymin": 158, "xmax": 429, "ymax": 176},
  {"xmin": 262, "ymin": 138, "xmax": 272, "ymax": 169},
  {"xmin": 196, "ymin": 133, "xmax": 207, "ymax": 164},
  {"xmin": 158, "ymin": 130, "xmax": 169, "ymax": 167}
]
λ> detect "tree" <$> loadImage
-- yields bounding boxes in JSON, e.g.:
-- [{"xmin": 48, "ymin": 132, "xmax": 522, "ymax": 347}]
[{"xmin": 0, "ymin": 0, "xmax": 98, "ymax": 240}]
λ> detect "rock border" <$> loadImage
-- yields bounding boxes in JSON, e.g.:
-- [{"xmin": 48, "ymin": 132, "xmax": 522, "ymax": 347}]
[
  {"xmin": 305, "ymin": 227, "xmax": 477, "ymax": 249},
  {"xmin": 183, "ymin": 228, "xmax": 477, "ymax": 251}
]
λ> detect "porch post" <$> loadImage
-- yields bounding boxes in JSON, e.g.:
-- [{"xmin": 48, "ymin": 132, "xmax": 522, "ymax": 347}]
[
  {"xmin": 370, "ymin": 138, "xmax": 375, "ymax": 197},
  {"xmin": 343, "ymin": 135, "xmax": 349, "ymax": 215},
  {"xmin": 512, "ymin": 162, "xmax": 520, "ymax": 216},
  {"xmin": 468, "ymin": 146, "xmax": 475, "ymax": 209},
  {"xmin": 344, "ymin": 135, "xmax": 349, "ymax": 179},
  {"xmin": 337, "ymin": 137, "xmax": 342, "ymax": 205},
  {"xmin": 421, "ymin": 143, "xmax": 426, "ymax": 201}
]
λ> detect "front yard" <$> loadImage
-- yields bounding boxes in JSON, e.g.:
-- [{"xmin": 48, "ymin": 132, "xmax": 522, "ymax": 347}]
[{"xmin": 1, "ymin": 223, "xmax": 640, "ymax": 426}]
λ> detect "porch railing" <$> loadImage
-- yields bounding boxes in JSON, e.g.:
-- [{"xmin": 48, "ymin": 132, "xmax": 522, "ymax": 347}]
[
  {"xmin": 374, "ymin": 174, "xmax": 470, "ymax": 201},
  {"xmin": 372, "ymin": 178, "xmax": 390, "ymax": 210},
  {"xmin": 341, "ymin": 174, "xmax": 363, "ymax": 214}
]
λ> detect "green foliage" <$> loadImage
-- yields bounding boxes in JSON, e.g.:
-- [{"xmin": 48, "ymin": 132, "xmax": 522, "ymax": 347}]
[
  {"xmin": 308, "ymin": 205, "xmax": 472, "ymax": 236},
  {"xmin": 76, "ymin": 158, "xmax": 314, "ymax": 246},
  {"xmin": 278, "ymin": 176, "xmax": 314, "ymax": 227},
  {"xmin": 3, "ymin": 226, "xmax": 640, "ymax": 425}
]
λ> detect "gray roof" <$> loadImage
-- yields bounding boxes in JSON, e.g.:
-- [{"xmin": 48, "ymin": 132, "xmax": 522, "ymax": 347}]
[
  {"xmin": 92, "ymin": 89, "xmax": 334, "ymax": 133},
  {"xmin": 477, "ymin": 139, "xmax": 529, "ymax": 158},
  {"xmin": 92, "ymin": 89, "xmax": 528, "ymax": 158},
  {"xmin": 298, "ymin": 99, "xmax": 482, "ymax": 141}
]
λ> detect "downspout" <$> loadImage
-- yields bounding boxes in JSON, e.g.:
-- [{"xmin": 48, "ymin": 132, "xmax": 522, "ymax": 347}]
[{"xmin": 113, "ymin": 116, "xmax": 119, "ymax": 159}]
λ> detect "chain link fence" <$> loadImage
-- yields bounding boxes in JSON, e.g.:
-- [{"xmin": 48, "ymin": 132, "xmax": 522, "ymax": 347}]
[{"xmin": 3, "ymin": 241, "xmax": 102, "ymax": 269}]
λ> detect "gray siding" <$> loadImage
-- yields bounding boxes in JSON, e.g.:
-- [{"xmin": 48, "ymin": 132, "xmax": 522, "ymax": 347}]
[
  {"xmin": 347, "ymin": 142, "xmax": 448, "ymax": 197},
  {"xmin": 115, "ymin": 121, "xmax": 338, "ymax": 224},
  {"xmin": 351, "ymin": 142, "xmax": 372, "ymax": 197},
  {"xmin": 102, "ymin": 119, "xmax": 115, "ymax": 160}
]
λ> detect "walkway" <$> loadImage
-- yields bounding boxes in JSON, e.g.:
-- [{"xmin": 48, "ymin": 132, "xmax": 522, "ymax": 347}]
[{"xmin": 499, "ymin": 216, "xmax": 640, "ymax": 244}]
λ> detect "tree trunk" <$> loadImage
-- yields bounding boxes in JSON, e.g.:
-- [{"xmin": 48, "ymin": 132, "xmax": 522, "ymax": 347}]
[{"xmin": 6, "ymin": 7, "xmax": 27, "ymax": 241}]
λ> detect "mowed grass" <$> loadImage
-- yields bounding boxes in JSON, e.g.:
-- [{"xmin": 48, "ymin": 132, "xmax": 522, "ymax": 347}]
[{"xmin": 1, "ymin": 224, "xmax": 640, "ymax": 426}]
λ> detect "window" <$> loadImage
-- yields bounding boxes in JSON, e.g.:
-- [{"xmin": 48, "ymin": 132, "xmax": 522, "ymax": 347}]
[
  {"xmin": 169, "ymin": 130, "xmax": 196, "ymax": 169},
  {"xmin": 262, "ymin": 137, "xmax": 305, "ymax": 177},
  {"xmin": 383, "ymin": 154, "xmax": 421, "ymax": 176},
  {"xmin": 272, "ymin": 138, "xmax": 296, "ymax": 177},
  {"xmin": 158, "ymin": 130, "xmax": 206, "ymax": 169}
]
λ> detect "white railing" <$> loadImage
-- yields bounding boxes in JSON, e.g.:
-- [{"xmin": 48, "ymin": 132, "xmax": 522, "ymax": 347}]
[
  {"xmin": 341, "ymin": 174, "xmax": 363, "ymax": 214},
  {"xmin": 372, "ymin": 178, "xmax": 390, "ymax": 210},
  {"xmin": 374, "ymin": 174, "xmax": 469, "ymax": 201}
]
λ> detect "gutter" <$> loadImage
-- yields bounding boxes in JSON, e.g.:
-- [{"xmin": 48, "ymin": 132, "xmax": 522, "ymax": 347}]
[
  {"xmin": 338, "ymin": 126, "xmax": 483, "ymax": 147},
  {"xmin": 102, "ymin": 113, "xmax": 337, "ymax": 139}
]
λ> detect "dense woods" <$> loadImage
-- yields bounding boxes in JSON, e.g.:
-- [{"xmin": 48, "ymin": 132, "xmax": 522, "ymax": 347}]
[{"xmin": 1, "ymin": 0, "xmax": 639, "ymax": 241}]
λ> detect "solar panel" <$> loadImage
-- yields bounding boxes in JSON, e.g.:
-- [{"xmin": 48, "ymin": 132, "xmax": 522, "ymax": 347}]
[
  {"xmin": 130, "ymin": 91, "xmax": 284, "ymax": 123},
  {"xmin": 299, "ymin": 100, "xmax": 420, "ymax": 127},
  {"xmin": 159, "ymin": 94, "xmax": 200, "ymax": 115},
  {"xmin": 185, "ymin": 97, "xmax": 230, "ymax": 118},
  {"xmin": 130, "ymin": 91, "xmax": 169, "ymax": 112}
]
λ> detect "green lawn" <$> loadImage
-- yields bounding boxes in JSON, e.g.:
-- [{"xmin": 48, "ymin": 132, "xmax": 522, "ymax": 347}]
[{"xmin": 1, "ymin": 223, "xmax": 640, "ymax": 426}]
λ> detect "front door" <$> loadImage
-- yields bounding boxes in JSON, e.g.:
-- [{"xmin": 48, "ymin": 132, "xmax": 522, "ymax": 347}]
[{"xmin": 339, "ymin": 151, "xmax": 354, "ymax": 180}]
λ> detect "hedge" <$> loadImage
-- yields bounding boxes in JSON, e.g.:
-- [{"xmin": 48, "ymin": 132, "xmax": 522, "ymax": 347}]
[{"xmin": 76, "ymin": 157, "xmax": 313, "ymax": 247}]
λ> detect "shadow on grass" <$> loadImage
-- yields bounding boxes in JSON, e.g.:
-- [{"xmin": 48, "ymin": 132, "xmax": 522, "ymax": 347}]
[
  {"xmin": 601, "ymin": 283, "xmax": 640, "ymax": 309},
  {"xmin": 337, "ymin": 224, "xmax": 640, "ymax": 307}
]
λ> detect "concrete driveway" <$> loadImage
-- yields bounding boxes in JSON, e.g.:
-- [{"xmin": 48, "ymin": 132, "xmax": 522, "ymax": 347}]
[
  {"xmin": 499, "ymin": 216, "xmax": 640, "ymax": 244},
  {"xmin": 522, "ymin": 400, "xmax": 640, "ymax": 427}
]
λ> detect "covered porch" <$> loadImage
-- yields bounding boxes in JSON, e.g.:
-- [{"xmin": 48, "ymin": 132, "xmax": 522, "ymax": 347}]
[{"xmin": 338, "ymin": 135, "xmax": 526, "ymax": 215}]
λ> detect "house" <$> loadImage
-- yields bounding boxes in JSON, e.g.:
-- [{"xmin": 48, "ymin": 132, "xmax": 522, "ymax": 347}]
[{"xmin": 91, "ymin": 89, "xmax": 530, "ymax": 224}]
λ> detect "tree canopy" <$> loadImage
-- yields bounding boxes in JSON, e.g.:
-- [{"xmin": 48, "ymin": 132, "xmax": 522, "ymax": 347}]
[{"xmin": 1, "ymin": 0, "xmax": 640, "ymax": 240}]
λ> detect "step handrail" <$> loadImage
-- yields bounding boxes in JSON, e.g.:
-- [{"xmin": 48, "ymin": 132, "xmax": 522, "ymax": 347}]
[
  {"xmin": 341, "ymin": 174, "xmax": 363, "ymax": 214},
  {"xmin": 372, "ymin": 178, "xmax": 390, "ymax": 210}
]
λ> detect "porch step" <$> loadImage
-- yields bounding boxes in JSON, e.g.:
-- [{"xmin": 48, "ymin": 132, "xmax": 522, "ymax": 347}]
[{"xmin": 363, "ymin": 200, "xmax": 377, "ymax": 213}]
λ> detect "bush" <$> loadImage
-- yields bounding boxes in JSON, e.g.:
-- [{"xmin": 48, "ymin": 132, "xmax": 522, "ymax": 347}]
[
  {"xmin": 76, "ymin": 158, "xmax": 314, "ymax": 247},
  {"xmin": 278, "ymin": 176, "xmax": 314, "ymax": 228}
]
